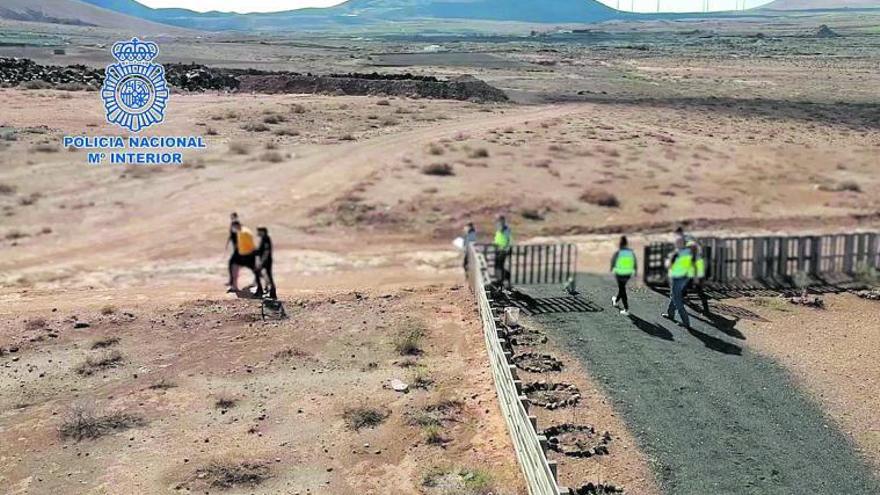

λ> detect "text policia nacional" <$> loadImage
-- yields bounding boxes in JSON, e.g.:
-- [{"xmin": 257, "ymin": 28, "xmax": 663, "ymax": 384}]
[{"xmin": 62, "ymin": 135, "xmax": 207, "ymax": 165}]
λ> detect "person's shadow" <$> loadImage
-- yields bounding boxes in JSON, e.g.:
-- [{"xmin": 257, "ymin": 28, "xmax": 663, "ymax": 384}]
[
  {"xmin": 686, "ymin": 326, "xmax": 743, "ymax": 356},
  {"xmin": 627, "ymin": 314, "xmax": 674, "ymax": 341},
  {"xmin": 688, "ymin": 309, "xmax": 746, "ymax": 340}
]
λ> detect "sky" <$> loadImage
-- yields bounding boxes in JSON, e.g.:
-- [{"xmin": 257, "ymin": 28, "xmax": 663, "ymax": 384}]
[{"xmin": 136, "ymin": 0, "xmax": 775, "ymax": 14}]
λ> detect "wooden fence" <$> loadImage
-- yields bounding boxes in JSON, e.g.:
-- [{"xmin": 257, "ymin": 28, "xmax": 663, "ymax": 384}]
[
  {"xmin": 645, "ymin": 232, "xmax": 879, "ymax": 288},
  {"xmin": 466, "ymin": 246, "xmax": 567, "ymax": 495},
  {"xmin": 478, "ymin": 243, "xmax": 578, "ymax": 286}
]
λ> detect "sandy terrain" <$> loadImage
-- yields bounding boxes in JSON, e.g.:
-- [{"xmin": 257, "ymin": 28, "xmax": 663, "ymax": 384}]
[
  {"xmin": 2, "ymin": 11, "xmax": 880, "ymax": 493},
  {"xmin": 0, "ymin": 286, "xmax": 526, "ymax": 494},
  {"xmin": 732, "ymin": 294, "xmax": 880, "ymax": 469}
]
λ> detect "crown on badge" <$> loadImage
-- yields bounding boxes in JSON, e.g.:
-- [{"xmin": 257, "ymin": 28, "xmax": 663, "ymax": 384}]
[{"xmin": 111, "ymin": 38, "xmax": 159, "ymax": 63}]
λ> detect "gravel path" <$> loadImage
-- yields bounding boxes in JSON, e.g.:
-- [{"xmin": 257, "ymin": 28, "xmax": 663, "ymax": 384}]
[{"xmin": 522, "ymin": 274, "xmax": 880, "ymax": 495}]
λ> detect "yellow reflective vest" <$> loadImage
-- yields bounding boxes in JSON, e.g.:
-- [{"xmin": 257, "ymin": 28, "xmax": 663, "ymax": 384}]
[
  {"xmin": 494, "ymin": 227, "xmax": 511, "ymax": 250},
  {"xmin": 613, "ymin": 249, "xmax": 636, "ymax": 276},
  {"xmin": 668, "ymin": 248, "xmax": 694, "ymax": 279}
]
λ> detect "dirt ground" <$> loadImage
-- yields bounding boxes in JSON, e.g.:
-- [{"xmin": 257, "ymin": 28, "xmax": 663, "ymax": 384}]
[
  {"xmin": 2, "ymin": 10, "xmax": 880, "ymax": 494},
  {"xmin": 732, "ymin": 293, "xmax": 880, "ymax": 469},
  {"xmin": 0, "ymin": 286, "xmax": 526, "ymax": 495}
]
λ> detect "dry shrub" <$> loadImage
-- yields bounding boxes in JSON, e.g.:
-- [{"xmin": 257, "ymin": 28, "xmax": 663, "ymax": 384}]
[
  {"xmin": 21, "ymin": 80, "xmax": 51, "ymax": 90},
  {"xmin": 59, "ymin": 403, "xmax": 145, "ymax": 441},
  {"xmin": 421, "ymin": 163, "xmax": 454, "ymax": 177},
  {"xmin": 423, "ymin": 424, "xmax": 445, "ymax": 445},
  {"xmin": 273, "ymin": 127, "xmax": 299, "ymax": 136},
  {"xmin": 394, "ymin": 320, "xmax": 427, "ymax": 356},
  {"xmin": 422, "ymin": 468, "xmax": 495, "ymax": 495},
  {"xmin": 468, "ymin": 147, "xmax": 489, "ymax": 159},
  {"xmin": 25, "ymin": 318, "xmax": 47, "ymax": 331},
  {"xmin": 242, "ymin": 122, "xmax": 270, "ymax": 132},
  {"xmin": 90, "ymin": 336, "xmax": 120, "ymax": 349},
  {"xmin": 100, "ymin": 304, "xmax": 116, "ymax": 315},
  {"xmin": 427, "ymin": 143, "xmax": 445, "ymax": 156},
  {"xmin": 191, "ymin": 461, "xmax": 271, "ymax": 489},
  {"xmin": 0, "ymin": 183, "xmax": 16, "ymax": 195},
  {"xmin": 148, "ymin": 379, "xmax": 177, "ymax": 390},
  {"xmin": 228, "ymin": 142, "xmax": 250, "ymax": 155},
  {"xmin": 579, "ymin": 188, "xmax": 620, "ymax": 208},
  {"xmin": 76, "ymin": 350, "xmax": 123, "ymax": 375},
  {"xmin": 262, "ymin": 114, "xmax": 285, "ymax": 125},
  {"xmin": 215, "ymin": 396, "xmax": 237, "ymax": 410},
  {"xmin": 521, "ymin": 208, "xmax": 544, "ymax": 221},
  {"xmin": 376, "ymin": 99, "xmax": 391, "ymax": 106},
  {"xmin": 259, "ymin": 151, "xmax": 284, "ymax": 163},
  {"xmin": 343, "ymin": 406, "xmax": 387, "ymax": 430},
  {"xmin": 31, "ymin": 143, "xmax": 59, "ymax": 153}
]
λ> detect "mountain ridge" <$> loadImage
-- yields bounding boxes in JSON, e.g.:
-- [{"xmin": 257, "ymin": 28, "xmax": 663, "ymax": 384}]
[{"xmin": 76, "ymin": 0, "xmax": 623, "ymax": 31}]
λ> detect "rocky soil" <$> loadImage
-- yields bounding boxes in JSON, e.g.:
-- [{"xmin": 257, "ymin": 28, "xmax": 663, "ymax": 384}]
[{"xmin": 0, "ymin": 58, "xmax": 508, "ymax": 102}]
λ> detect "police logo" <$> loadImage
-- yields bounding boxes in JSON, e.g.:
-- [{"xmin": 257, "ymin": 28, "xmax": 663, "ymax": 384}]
[{"xmin": 101, "ymin": 38, "xmax": 169, "ymax": 133}]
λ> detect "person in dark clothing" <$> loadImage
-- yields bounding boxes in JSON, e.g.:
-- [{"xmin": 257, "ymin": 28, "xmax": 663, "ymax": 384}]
[
  {"xmin": 462, "ymin": 222, "xmax": 477, "ymax": 273},
  {"xmin": 687, "ymin": 240, "xmax": 711, "ymax": 314},
  {"xmin": 226, "ymin": 212, "xmax": 239, "ymax": 287},
  {"xmin": 255, "ymin": 227, "xmax": 276, "ymax": 299},
  {"xmin": 227, "ymin": 220, "xmax": 262, "ymax": 295},
  {"xmin": 610, "ymin": 235, "xmax": 637, "ymax": 315}
]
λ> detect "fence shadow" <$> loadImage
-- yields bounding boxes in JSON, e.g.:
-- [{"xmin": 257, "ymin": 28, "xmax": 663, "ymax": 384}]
[{"xmin": 495, "ymin": 288, "xmax": 603, "ymax": 316}]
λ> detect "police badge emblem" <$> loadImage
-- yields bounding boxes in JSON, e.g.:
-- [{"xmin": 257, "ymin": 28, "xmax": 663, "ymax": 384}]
[{"xmin": 101, "ymin": 38, "xmax": 169, "ymax": 133}]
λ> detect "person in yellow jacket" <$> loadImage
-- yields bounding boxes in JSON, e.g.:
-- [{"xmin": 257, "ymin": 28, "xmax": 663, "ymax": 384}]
[
  {"xmin": 687, "ymin": 240, "xmax": 710, "ymax": 314},
  {"xmin": 493, "ymin": 215, "xmax": 513, "ymax": 289},
  {"xmin": 227, "ymin": 220, "xmax": 262, "ymax": 295},
  {"xmin": 662, "ymin": 237, "xmax": 693, "ymax": 329},
  {"xmin": 610, "ymin": 235, "xmax": 637, "ymax": 316}
]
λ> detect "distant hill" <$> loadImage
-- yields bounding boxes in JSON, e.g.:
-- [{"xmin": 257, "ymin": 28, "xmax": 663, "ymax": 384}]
[
  {"xmin": 0, "ymin": 0, "xmax": 191, "ymax": 33},
  {"xmin": 78, "ymin": 0, "xmax": 622, "ymax": 31},
  {"xmin": 763, "ymin": 0, "xmax": 880, "ymax": 9}
]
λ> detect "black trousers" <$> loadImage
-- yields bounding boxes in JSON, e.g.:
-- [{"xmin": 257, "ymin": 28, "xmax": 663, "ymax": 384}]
[
  {"xmin": 260, "ymin": 257, "xmax": 276, "ymax": 299},
  {"xmin": 686, "ymin": 279, "xmax": 710, "ymax": 313},
  {"xmin": 230, "ymin": 253, "xmax": 262, "ymax": 294},
  {"xmin": 615, "ymin": 275, "xmax": 630, "ymax": 311},
  {"xmin": 494, "ymin": 249, "xmax": 510, "ymax": 287}
]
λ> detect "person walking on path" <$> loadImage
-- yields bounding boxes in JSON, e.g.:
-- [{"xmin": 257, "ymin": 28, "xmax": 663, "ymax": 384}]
[
  {"xmin": 662, "ymin": 237, "xmax": 693, "ymax": 328},
  {"xmin": 610, "ymin": 235, "xmax": 637, "ymax": 315},
  {"xmin": 462, "ymin": 222, "xmax": 477, "ymax": 274},
  {"xmin": 493, "ymin": 215, "xmax": 513, "ymax": 289},
  {"xmin": 687, "ymin": 240, "xmax": 711, "ymax": 314}
]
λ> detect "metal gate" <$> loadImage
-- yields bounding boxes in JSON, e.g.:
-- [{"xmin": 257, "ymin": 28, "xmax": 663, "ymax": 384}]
[
  {"xmin": 645, "ymin": 232, "xmax": 879, "ymax": 288},
  {"xmin": 478, "ymin": 243, "xmax": 578, "ymax": 286}
]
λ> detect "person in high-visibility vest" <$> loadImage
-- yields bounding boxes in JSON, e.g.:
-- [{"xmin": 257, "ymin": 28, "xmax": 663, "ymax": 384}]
[
  {"xmin": 662, "ymin": 237, "xmax": 693, "ymax": 328},
  {"xmin": 687, "ymin": 240, "xmax": 710, "ymax": 314},
  {"xmin": 610, "ymin": 235, "xmax": 637, "ymax": 315},
  {"xmin": 493, "ymin": 215, "xmax": 512, "ymax": 289}
]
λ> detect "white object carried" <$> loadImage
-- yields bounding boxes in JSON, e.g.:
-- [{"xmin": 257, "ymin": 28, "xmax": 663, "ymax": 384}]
[
  {"xmin": 452, "ymin": 236, "xmax": 465, "ymax": 251},
  {"xmin": 502, "ymin": 307, "xmax": 521, "ymax": 327}
]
